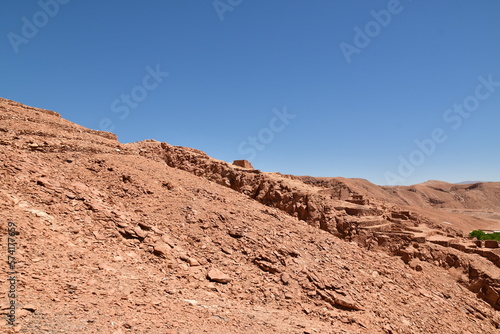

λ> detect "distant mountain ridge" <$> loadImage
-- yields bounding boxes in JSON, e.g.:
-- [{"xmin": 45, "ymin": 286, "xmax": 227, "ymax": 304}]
[{"xmin": 455, "ymin": 181, "xmax": 488, "ymax": 185}]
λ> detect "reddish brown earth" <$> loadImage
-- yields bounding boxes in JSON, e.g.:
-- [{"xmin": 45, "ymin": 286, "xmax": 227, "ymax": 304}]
[
  {"xmin": 1, "ymin": 97, "xmax": 500, "ymax": 333},
  {"xmin": 295, "ymin": 177, "xmax": 500, "ymax": 231}
]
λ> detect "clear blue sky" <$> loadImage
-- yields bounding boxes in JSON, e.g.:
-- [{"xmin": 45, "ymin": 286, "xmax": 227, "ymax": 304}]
[{"xmin": 2, "ymin": 0, "xmax": 499, "ymax": 185}]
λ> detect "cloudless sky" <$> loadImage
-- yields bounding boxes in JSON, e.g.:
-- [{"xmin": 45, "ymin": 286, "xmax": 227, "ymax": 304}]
[{"xmin": 2, "ymin": 0, "xmax": 499, "ymax": 185}]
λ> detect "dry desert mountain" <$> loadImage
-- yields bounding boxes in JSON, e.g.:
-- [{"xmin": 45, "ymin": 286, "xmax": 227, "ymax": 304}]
[{"xmin": 1, "ymin": 97, "xmax": 500, "ymax": 333}]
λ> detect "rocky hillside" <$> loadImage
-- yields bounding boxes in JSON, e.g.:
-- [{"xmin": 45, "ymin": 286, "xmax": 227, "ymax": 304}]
[
  {"xmin": 296, "ymin": 177, "xmax": 500, "ymax": 211},
  {"xmin": 296, "ymin": 176, "xmax": 500, "ymax": 232},
  {"xmin": 1, "ymin": 98, "xmax": 500, "ymax": 333}
]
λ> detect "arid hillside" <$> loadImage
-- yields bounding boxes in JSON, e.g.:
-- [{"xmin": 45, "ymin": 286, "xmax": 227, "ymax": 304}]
[
  {"xmin": 1, "ymin": 98, "xmax": 500, "ymax": 333},
  {"xmin": 296, "ymin": 176, "xmax": 500, "ymax": 233}
]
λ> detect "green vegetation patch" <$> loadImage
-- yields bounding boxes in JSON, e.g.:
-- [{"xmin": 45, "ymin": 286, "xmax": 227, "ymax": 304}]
[{"xmin": 469, "ymin": 230, "xmax": 500, "ymax": 242}]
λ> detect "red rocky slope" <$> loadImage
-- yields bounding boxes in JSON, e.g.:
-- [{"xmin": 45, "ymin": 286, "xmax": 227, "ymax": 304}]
[{"xmin": 0, "ymin": 98, "xmax": 499, "ymax": 333}]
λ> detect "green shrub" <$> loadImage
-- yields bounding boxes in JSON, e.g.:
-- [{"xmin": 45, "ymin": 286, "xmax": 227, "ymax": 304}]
[
  {"xmin": 470, "ymin": 230, "xmax": 486, "ymax": 239},
  {"xmin": 469, "ymin": 230, "xmax": 500, "ymax": 242}
]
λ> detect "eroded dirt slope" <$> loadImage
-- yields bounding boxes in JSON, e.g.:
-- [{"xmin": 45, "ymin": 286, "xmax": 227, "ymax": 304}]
[
  {"xmin": 133, "ymin": 139, "xmax": 500, "ymax": 312},
  {"xmin": 1, "ymin": 98, "xmax": 499, "ymax": 333}
]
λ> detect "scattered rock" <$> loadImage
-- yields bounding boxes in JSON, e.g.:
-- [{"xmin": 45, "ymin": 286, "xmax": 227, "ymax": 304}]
[
  {"xmin": 187, "ymin": 257, "xmax": 201, "ymax": 266},
  {"xmin": 153, "ymin": 242, "xmax": 171, "ymax": 258},
  {"xmin": 281, "ymin": 273, "xmax": 291, "ymax": 285},
  {"xmin": 207, "ymin": 268, "xmax": 232, "ymax": 284},
  {"xmin": 254, "ymin": 259, "xmax": 281, "ymax": 274},
  {"xmin": 138, "ymin": 222, "xmax": 153, "ymax": 231},
  {"xmin": 133, "ymin": 225, "xmax": 148, "ymax": 239},
  {"xmin": 122, "ymin": 175, "xmax": 133, "ymax": 183},
  {"xmin": 332, "ymin": 292, "xmax": 362, "ymax": 311},
  {"xmin": 409, "ymin": 259, "xmax": 424, "ymax": 272},
  {"xmin": 228, "ymin": 228, "xmax": 245, "ymax": 239}
]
